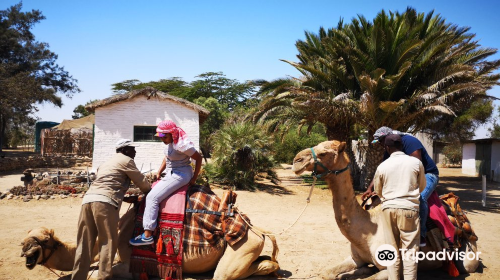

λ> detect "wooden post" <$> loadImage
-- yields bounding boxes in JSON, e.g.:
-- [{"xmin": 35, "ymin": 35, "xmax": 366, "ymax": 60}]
[{"xmin": 482, "ymin": 175, "xmax": 487, "ymax": 207}]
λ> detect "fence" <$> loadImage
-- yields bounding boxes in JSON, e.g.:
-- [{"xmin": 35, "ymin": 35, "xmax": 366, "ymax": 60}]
[{"xmin": 41, "ymin": 129, "xmax": 93, "ymax": 156}]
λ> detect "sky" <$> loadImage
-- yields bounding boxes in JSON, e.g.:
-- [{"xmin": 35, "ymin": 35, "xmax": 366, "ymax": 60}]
[{"xmin": 4, "ymin": 0, "xmax": 500, "ymax": 139}]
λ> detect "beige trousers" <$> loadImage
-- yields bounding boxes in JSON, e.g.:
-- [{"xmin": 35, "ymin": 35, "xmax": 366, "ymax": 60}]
[
  {"xmin": 71, "ymin": 202, "xmax": 119, "ymax": 280},
  {"xmin": 382, "ymin": 208, "xmax": 420, "ymax": 280}
]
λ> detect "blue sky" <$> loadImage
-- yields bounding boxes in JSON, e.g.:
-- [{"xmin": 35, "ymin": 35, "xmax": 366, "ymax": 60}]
[{"xmin": 4, "ymin": 0, "xmax": 500, "ymax": 138}]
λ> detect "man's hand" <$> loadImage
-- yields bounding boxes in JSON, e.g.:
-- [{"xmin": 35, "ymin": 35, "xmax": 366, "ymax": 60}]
[{"xmin": 362, "ymin": 187, "xmax": 377, "ymax": 200}]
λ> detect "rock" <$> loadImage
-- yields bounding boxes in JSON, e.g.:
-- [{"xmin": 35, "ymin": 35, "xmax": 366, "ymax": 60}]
[
  {"xmin": 23, "ymin": 196, "xmax": 31, "ymax": 202},
  {"xmin": 34, "ymin": 195, "xmax": 41, "ymax": 200},
  {"xmin": 79, "ymin": 193, "xmax": 85, "ymax": 198},
  {"xmin": 50, "ymin": 196, "xmax": 56, "ymax": 199},
  {"xmin": 0, "ymin": 192, "xmax": 6, "ymax": 199},
  {"xmin": 25, "ymin": 194, "xmax": 33, "ymax": 199},
  {"xmin": 7, "ymin": 194, "xmax": 14, "ymax": 199},
  {"xmin": 60, "ymin": 195, "xmax": 67, "ymax": 199},
  {"xmin": 40, "ymin": 194, "xmax": 49, "ymax": 200}
]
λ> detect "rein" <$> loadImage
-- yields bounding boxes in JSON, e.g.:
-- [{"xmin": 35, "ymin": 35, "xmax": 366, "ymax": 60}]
[
  {"xmin": 310, "ymin": 147, "xmax": 349, "ymax": 179},
  {"xmin": 30, "ymin": 236, "xmax": 61, "ymax": 266}
]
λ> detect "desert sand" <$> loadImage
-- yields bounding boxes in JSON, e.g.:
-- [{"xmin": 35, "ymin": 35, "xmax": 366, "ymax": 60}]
[{"xmin": 1, "ymin": 166, "xmax": 499, "ymax": 280}]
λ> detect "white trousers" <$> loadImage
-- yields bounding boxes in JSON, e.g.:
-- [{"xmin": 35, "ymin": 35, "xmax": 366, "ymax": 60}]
[{"xmin": 142, "ymin": 167, "xmax": 192, "ymax": 230}]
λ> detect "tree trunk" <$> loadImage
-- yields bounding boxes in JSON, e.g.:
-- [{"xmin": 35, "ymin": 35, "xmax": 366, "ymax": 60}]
[{"xmin": 0, "ymin": 113, "xmax": 5, "ymax": 153}]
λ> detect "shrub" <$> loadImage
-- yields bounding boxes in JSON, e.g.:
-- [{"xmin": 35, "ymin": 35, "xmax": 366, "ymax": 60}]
[
  {"xmin": 272, "ymin": 125, "xmax": 327, "ymax": 164},
  {"xmin": 205, "ymin": 120, "xmax": 277, "ymax": 189},
  {"xmin": 443, "ymin": 144, "xmax": 462, "ymax": 165}
]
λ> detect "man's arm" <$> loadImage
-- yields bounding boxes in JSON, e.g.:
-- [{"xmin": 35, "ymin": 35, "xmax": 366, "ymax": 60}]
[
  {"xmin": 418, "ymin": 162, "xmax": 426, "ymax": 193},
  {"xmin": 373, "ymin": 170, "xmax": 383, "ymax": 197},
  {"xmin": 409, "ymin": 149, "xmax": 422, "ymax": 161},
  {"xmin": 124, "ymin": 160, "xmax": 151, "ymax": 194},
  {"xmin": 362, "ymin": 180, "xmax": 375, "ymax": 200}
]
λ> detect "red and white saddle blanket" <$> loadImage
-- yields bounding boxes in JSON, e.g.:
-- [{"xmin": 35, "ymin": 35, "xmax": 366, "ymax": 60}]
[{"xmin": 129, "ymin": 184, "xmax": 249, "ymax": 280}]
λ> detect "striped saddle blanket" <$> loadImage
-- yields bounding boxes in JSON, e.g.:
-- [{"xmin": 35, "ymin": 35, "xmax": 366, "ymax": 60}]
[{"xmin": 129, "ymin": 184, "xmax": 249, "ymax": 279}]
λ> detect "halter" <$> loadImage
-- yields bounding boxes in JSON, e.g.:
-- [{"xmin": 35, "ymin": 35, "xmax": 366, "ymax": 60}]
[
  {"xmin": 29, "ymin": 236, "xmax": 61, "ymax": 265},
  {"xmin": 310, "ymin": 147, "xmax": 349, "ymax": 179}
]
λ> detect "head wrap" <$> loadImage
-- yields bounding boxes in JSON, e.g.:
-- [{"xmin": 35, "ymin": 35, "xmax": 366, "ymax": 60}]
[{"xmin": 156, "ymin": 120, "xmax": 194, "ymax": 152}]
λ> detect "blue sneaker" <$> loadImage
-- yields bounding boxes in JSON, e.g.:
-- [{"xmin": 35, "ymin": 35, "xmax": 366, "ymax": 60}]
[{"xmin": 129, "ymin": 233, "xmax": 154, "ymax": 246}]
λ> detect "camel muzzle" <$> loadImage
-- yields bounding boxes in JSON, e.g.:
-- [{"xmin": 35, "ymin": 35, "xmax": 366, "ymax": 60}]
[{"xmin": 24, "ymin": 250, "xmax": 40, "ymax": 269}]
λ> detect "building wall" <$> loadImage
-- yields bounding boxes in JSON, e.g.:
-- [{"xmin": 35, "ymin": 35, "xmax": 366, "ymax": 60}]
[
  {"xmin": 92, "ymin": 95, "xmax": 200, "ymax": 172},
  {"xmin": 492, "ymin": 141, "xmax": 500, "ymax": 182},
  {"xmin": 462, "ymin": 143, "xmax": 477, "ymax": 176},
  {"xmin": 415, "ymin": 132, "xmax": 433, "ymax": 160}
]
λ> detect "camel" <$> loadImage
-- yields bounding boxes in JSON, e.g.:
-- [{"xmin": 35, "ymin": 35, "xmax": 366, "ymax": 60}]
[
  {"xmin": 21, "ymin": 204, "xmax": 279, "ymax": 279},
  {"xmin": 292, "ymin": 140, "xmax": 479, "ymax": 280}
]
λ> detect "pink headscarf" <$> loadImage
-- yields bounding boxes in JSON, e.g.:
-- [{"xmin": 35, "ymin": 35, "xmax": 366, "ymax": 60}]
[{"xmin": 156, "ymin": 120, "xmax": 194, "ymax": 152}]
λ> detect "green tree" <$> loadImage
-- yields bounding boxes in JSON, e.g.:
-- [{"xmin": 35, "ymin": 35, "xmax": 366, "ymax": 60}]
[
  {"xmin": 0, "ymin": 3, "xmax": 80, "ymax": 151},
  {"xmin": 72, "ymin": 99, "xmax": 98, "ymax": 119},
  {"xmin": 189, "ymin": 72, "xmax": 256, "ymax": 110},
  {"xmin": 488, "ymin": 105, "xmax": 500, "ymax": 138},
  {"xmin": 254, "ymin": 8, "xmax": 500, "ymax": 189},
  {"xmin": 193, "ymin": 97, "xmax": 229, "ymax": 160}
]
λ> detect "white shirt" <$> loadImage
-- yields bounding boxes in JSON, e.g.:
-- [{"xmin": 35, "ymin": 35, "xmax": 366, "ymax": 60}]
[{"xmin": 374, "ymin": 151, "xmax": 426, "ymax": 211}]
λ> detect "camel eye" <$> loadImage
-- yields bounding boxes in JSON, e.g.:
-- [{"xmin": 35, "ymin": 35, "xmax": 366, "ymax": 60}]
[
  {"xmin": 294, "ymin": 158, "xmax": 303, "ymax": 163},
  {"xmin": 318, "ymin": 153, "xmax": 326, "ymax": 157}
]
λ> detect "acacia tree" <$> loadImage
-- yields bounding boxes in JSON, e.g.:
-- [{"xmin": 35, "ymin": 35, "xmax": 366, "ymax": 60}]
[
  {"xmin": 0, "ymin": 3, "xmax": 80, "ymax": 151},
  {"xmin": 255, "ymin": 8, "xmax": 500, "ymax": 189}
]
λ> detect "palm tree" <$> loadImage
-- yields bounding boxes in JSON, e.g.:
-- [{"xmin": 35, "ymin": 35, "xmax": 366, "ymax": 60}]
[{"xmin": 254, "ymin": 7, "xmax": 500, "ymax": 189}]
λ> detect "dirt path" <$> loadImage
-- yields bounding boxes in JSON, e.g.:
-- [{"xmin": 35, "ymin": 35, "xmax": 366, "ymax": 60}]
[{"xmin": 0, "ymin": 166, "xmax": 499, "ymax": 279}]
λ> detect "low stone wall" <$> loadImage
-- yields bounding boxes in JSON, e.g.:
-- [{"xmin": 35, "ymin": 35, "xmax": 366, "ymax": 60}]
[{"xmin": 0, "ymin": 155, "xmax": 92, "ymax": 172}]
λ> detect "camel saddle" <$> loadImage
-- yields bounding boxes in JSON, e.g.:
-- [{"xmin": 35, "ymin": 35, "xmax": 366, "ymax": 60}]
[{"xmin": 440, "ymin": 192, "xmax": 478, "ymax": 247}]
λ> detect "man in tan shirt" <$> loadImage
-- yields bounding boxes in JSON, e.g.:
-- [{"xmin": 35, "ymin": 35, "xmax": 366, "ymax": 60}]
[
  {"xmin": 374, "ymin": 134, "xmax": 426, "ymax": 280},
  {"xmin": 72, "ymin": 139, "xmax": 151, "ymax": 280}
]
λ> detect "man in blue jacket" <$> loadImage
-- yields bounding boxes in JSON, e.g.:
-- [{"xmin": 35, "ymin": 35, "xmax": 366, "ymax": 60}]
[{"xmin": 363, "ymin": 127, "xmax": 439, "ymax": 247}]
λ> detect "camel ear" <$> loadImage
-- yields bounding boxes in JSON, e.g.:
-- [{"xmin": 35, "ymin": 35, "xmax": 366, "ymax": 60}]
[
  {"xmin": 338, "ymin": 142, "xmax": 346, "ymax": 154},
  {"xmin": 27, "ymin": 229, "xmax": 32, "ymax": 234},
  {"xmin": 49, "ymin": 229, "xmax": 54, "ymax": 238}
]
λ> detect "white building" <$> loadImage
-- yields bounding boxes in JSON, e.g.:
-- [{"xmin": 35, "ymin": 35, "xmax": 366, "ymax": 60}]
[
  {"xmin": 86, "ymin": 87, "xmax": 209, "ymax": 172},
  {"xmin": 462, "ymin": 138, "xmax": 500, "ymax": 182}
]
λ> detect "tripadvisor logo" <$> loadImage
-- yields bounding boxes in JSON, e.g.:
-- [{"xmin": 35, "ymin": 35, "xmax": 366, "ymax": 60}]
[
  {"xmin": 375, "ymin": 244, "xmax": 398, "ymax": 266},
  {"xmin": 376, "ymin": 244, "xmax": 481, "ymax": 266}
]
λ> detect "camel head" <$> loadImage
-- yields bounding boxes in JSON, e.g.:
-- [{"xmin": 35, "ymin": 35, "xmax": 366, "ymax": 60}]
[
  {"xmin": 21, "ymin": 227, "xmax": 59, "ymax": 269},
  {"xmin": 292, "ymin": 140, "xmax": 348, "ymax": 176}
]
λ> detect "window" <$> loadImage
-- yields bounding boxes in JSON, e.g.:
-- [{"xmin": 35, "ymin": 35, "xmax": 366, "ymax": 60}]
[{"xmin": 133, "ymin": 126, "xmax": 160, "ymax": 142}]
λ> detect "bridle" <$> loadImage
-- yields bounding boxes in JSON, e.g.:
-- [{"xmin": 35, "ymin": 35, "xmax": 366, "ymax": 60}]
[
  {"xmin": 310, "ymin": 147, "xmax": 349, "ymax": 179},
  {"xmin": 27, "ymin": 236, "xmax": 61, "ymax": 265}
]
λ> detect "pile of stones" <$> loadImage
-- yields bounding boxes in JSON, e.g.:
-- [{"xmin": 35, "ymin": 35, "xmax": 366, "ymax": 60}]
[{"xmin": 1, "ymin": 168, "xmax": 96, "ymax": 202}]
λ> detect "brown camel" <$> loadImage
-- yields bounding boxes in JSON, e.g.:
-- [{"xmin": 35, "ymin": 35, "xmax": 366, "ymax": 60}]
[
  {"xmin": 292, "ymin": 140, "xmax": 479, "ymax": 280},
  {"xmin": 21, "ymin": 207, "xmax": 279, "ymax": 279}
]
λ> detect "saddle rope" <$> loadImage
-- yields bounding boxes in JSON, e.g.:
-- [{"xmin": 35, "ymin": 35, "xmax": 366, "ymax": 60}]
[{"xmin": 234, "ymin": 177, "xmax": 316, "ymax": 237}]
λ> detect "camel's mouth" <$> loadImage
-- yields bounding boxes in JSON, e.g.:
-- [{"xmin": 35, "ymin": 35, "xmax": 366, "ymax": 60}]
[{"xmin": 25, "ymin": 250, "xmax": 40, "ymax": 269}]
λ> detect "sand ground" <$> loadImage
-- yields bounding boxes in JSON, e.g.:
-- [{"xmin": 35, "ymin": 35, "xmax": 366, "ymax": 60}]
[{"xmin": 1, "ymin": 165, "xmax": 499, "ymax": 280}]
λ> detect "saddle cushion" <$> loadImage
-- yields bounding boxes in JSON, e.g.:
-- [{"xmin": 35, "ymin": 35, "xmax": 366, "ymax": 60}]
[{"xmin": 184, "ymin": 185, "xmax": 249, "ymax": 248}]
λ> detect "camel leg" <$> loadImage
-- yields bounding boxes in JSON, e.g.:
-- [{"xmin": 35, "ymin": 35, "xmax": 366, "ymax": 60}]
[
  {"xmin": 213, "ymin": 229, "xmax": 266, "ymax": 280},
  {"xmin": 322, "ymin": 256, "xmax": 364, "ymax": 280},
  {"xmin": 361, "ymin": 270, "xmax": 388, "ymax": 280},
  {"xmin": 116, "ymin": 205, "xmax": 136, "ymax": 263}
]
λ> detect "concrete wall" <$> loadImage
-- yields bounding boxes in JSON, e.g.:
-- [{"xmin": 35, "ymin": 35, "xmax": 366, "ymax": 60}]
[
  {"xmin": 92, "ymin": 95, "xmax": 200, "ymax": 172},
  {"xmin": 415, "ymin": 132, "xmax": 433, "ymax": 159},
  {"xmin": 462, "ymin": 143, "xmax": 477, "ymax": 176},
  {"xmin": 492, "ymin": 141, "xmax": 500, "ymax": 182}
]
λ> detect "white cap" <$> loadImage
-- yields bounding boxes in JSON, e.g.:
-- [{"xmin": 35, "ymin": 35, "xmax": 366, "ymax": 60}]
[{"xmin": 115, "ymin": 139, "xmax": 137, "ymax": 149}]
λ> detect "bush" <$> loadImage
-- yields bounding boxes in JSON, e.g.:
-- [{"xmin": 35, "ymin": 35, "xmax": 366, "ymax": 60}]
[
  {"xmin": 443, "ymin": 144, "xmax": 462, "ymax": 165},
  {"xmin": 272, "ymin": 125, "xmax": 327, "ymax": 164},
  {"xmin": 205, "ymin": 120, "xmax": 277, "ymax": 190}
]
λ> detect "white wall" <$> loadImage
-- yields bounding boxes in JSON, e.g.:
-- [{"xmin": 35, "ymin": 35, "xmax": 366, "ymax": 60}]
[
  {"xmin": 415, "ymin": 132, "xmax": 433, "ymax": 159},
  {"xmin": 492, "ymin": 141, "xmax": 500, "ymax": 182},
  {"xmin": 92, "ymin": 95, "xmax": 200, "ymax": 172},
  {"xmin": 462, "ymin": 143, "xmax": 477, "ymax": 176}
]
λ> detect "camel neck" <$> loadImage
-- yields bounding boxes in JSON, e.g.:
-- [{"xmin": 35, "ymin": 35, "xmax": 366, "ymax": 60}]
[{"xmin": 325, "ymin": 168, "xmax": 373, "ymax": 246}]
